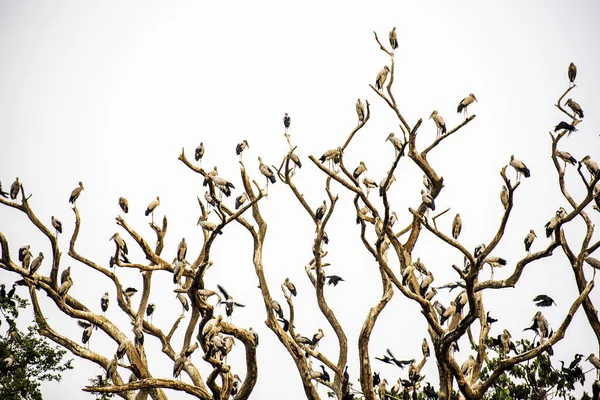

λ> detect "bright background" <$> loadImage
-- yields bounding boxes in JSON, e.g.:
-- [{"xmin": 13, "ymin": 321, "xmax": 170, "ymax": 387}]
[{"xmin": 1, "ymin": 1, "xmax": 599, "ymax": 398}]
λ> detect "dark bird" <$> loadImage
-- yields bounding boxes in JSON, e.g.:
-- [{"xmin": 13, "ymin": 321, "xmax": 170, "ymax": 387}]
[
  {"xmin": 51, "ymin": 216, "xmax": 63, "ymax": 235},
  {"xmin": 69, "ymin": 181, "xmax": 84, "ymax": 205},
  {"xmin": 236, "ymin": 139, "xmax": 249, "ymax": 158},
  {"xmin": 10, "ymin": 177, "xmax": 20, "ymax": 200},
  {"xmin": 554, "ymin": 121, "xmax": 577, "ymax": 134},
  {"xmin": 423, "ymin": 382, "xmax": 438, "ymax": 399},
  {"xmin": 510, "ymin": 155, "xmax": 530, "ymax": 180},
  {"xmin": 283, "ymin": 278, "xmax": 297, "ymax": 296},
  {"xmin": 195, "ymin": 142, "xmax": 204, "ymax": 163},
  {"xmin": 565, "ymin": 99, "xmax": 584, "ymax": 118},
  {"xmin": 474, "ymin": 244, "xmax": 486, "ymax": 258},
  {"xmin": 316, "ymin": 200, "xmax": 327, "ymax": 221},
  {"xmin": 389, "ymin": 27, "xmax": 398, "ymax": 49},
  {"xmin": 235, "ymin": 192, "xmax": 248, "ymax": 209},
  {"xmin": 326, "ymin": 275, "xmax": 345, "ymax": 286},
  {"xmin": 177, "ymin": 238, "xmax": 187, "ymax": 262},
  {"xmin": 430, "ymin": 110, "xmax": 447, "ymax": 138},
  {"xmin": 277, "ymin": 316, "xmax": 290, "ymax": 332},
  {"xmin": 81, "ymin": 324, "xmax": 93, "ymax": 346},
  {"xmin": 375, "ymin": 66, "xmax": 390, "ymax": 92},
  {"xmin": 118, "ymin": 197, "xmax": 129, "ymax": 213},
  {"xmin": 356, "ymin": 99, "xmax": 366, "ymax": 123},
  {"xmin": 584, "ymin": 253, "xmax": 600, "ymax": 271},
  {"xmin": 124, "ymin": 287, "xmax": 138, "ymax": 297},
  {"xmin": 486, "ymin": 312, "xmax": 498, "ymax": 325},
  {"xmin": 146, "ymin": 303, "xmax": 156, "ymax": 318},
  {"xmin": 29, "ymin": 252, "xmax": 44, "ymax": 274},
  {"xmin": 101, "ymin": 292, "xmax": 109, "ymax": 313},
  {"xmin": 173, "ymin": 356, "xmax": 186, "ymax": 379},
  {"xmin": 283, "ymin": 113, "xmax": 291, "ymax": 133},
  {"xmin": 376, "ymin": 349, "xmax": 413, "ymax": 369},
  {"xmin": 457, "ymin": 93, "xmax": 477, "ymax": 117},
  {"xmin": 422, "ymin": 338, "xmax": 430, "ymax": 358},
  {"xmin": 18, "ymin": 245, "xmax": 30, "ymax": 263},
  {"xmin": 568, "ymin": 62, "xmax": 577, "ymax": 86},
  {"xmin": 0, "ymin": 181, "xmax": 8, "ymax": 198},
  {"xmin": 533, "ymin": 294, "xmax": 556, "ymax": 307},
  {"xmin": 217, "ymin": 284, "xmax": 245, "ymax": 317}
]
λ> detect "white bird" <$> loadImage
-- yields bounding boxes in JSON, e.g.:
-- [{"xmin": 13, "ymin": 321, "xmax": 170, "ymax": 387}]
[
  {"xmin": 118, "ymin": 197, "xmax": 129, "ymax": 213},
  {"xmin": 421, "ymin": 190, "xmax": 435, "ymax": 212},
  {"xmin": 457, "ymin": 93, "xmax": 477, "ymax": 118},
  {"xmin": 258, "ymin": 157, "xmax": 276, "ymax": 194},
  {"xmin": 51, "ymin": 216, "xmax": 62, "ymax": 235},
  {"xmin": 353, "ymin": 161, "xmax": 367, "ymax": 179},
  {"xmin": 29, "ymin": 252, "xmax": 44, "ymax": 275},
  {"xmin": 565, "ymin": 98, "xmax": 584, "ymax": 119},
  {"xmin": 510, "ymin": 155, "xmax": 531, "ymax": 181},
  {"xmin": 362, "ymin": 177, "xmax": 378, "ymax": 197},
  {"xmin": 389, "ymin": 27, "xmax": 398, "ymax": 50},
  {"xmin": 581, "ymin": 155, "xmax": 599, "ymax": 177},
  {"xmin": 69, "ymin": 181, "xmax": 84, "ymax": 205},
  {"xmin": 376, "ymin": 66, "xmax": 390, "ymax": 92},
  {"xmin": 386, "ymin": 132, "xmax": 403, "ymax": 156},
  {"xmin": 145, "ymin": 196, "xmax": 160, "ymax": 223},
  {"xmin": 197, "ymin": 215, "xmax": 222, "ymax": 235},
  {"xmin": 452, "ymin": 214, "xmax": 462, "ymax": 239},
  {"xmin": 500, "ymin": 185, "xmax": 509, "ymax": 210},
  {"xmin": 177, "ymin": 238, "xmax": 187, "ymax": 262},
  {"xmin": 356, "ymin": 99, "xmax": 366, "ymax": 123},
  {"xmin": 524, "ymin": 230, "xmax": 536, "ymax": 254},
  {"xmin": 430, "ymin": 110, "xmax": 447, "ymax": 138},
  {"xmin": 10, "ymin": 177, "xmax": 20, "ymax": 200}
]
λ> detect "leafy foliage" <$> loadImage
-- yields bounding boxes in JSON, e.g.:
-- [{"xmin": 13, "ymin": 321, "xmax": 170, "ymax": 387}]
[{"xmin": 0, "ymin": 282, "xmax": 73, "ymax": 400}]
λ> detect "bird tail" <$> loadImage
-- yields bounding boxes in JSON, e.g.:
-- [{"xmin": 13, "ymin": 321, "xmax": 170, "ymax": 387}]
[
  {"xmin": 145, "ymin": 209, "xmax": 151, "ymax": 216},
  {"xmin": 269, "ymin": 175, "xmax": 276, "ymax": 184}
]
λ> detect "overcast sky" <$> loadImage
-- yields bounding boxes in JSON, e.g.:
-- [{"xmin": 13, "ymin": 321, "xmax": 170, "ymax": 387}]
[{"xmin": 1, "ymin": 1, "xmax": 600, "ymax": 399}]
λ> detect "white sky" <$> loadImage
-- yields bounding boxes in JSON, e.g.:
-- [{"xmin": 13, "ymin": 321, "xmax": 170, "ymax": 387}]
[{"xmin": 1, "ymin": 1, "xmax": 600, "ymax": 399}]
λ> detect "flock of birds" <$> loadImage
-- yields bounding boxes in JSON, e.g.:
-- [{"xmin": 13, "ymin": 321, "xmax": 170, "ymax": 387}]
[{"xmin": 1, "ymin": 31, "xmax": 600, "ymax": 398}]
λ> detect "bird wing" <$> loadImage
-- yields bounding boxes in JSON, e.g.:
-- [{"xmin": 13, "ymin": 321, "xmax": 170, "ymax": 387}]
[
  {"xmin": 234, "ymin": 302, "xmax": 245, "ymax": 307},
  {"xmin": 77, "ymin": 320, "xmax": 92, "ymax": 329},
  {"xmin": 216, "ymin": 284, "xmax": 230, "ymax": 299}
]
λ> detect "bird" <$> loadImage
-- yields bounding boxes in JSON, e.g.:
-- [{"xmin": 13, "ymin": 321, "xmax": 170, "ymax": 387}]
[
  {"xmin": 106, "ymin": 354, "xmax": 118, "ymax": 379},
  {"xmin": 422, "ymin": 338, "xmax": 430, "ymax": 358},
  {"xmin": 389, "ymin": 26, "xmax": 398, "ymax": 49},
  {"xmin": 118, "ymin": 197, "xmax": 129, "ymax": 213},
  {"xmin": 29, "ymin": 252, "xmax": 44, "ymax": 274},
  {"xmin": 525, "ymin": 311, "xmax": 549, "ymax": 339},
  {"xmin": 420, "ymin": 271, "xmax": 434, "ymax": 296},
  {"xmin": 69, "ymin": 181, "xmax": 84, "ymax": 205},
  {"xmin": 288, "ymin": 152, "xmax": 302, "ymax": 170},
  {"xmin": 18, "ymin": 245, "xmax": 30, "ymax": 263},
  {"xmin": 110, "ymin": 232, "xmax": 128, "ymax": 255},
  {"xmin": 485, "ymin": 256, "xmax": 507, "ymax": 279},
  {"xmin": 0, "ymin": 181, "xmax": 8, "ymax": 198},
  {"xmin": 379, "ymin": 173, "xmax": 395, "ymax": 197},
  {"xmin": 474, "ymin": 244, "xmax": 486, "ymax": 258},
  {"xmin": 587, "ymin": 353, "xmax": 600, "ymax": 373},
  {"xmin": 249, "ymin": 327, "xmax": 259, "ymax": 346},
  {"xmin": 524, "ymin": 230, "xmax": 536, "ymax": 254},
  {"xmin": 176, "ymin": 293, "xmax": 189, "ymax": 313},
  {"xmin": 500, "ymin": 329, "xmax": 512, "ymax": 359},
  {"xmin": 204, "ymin": 191, "xmax": 218, "ymax": 208},
  {"xmin": 101, "ymin": 292, "xmax": 109, "ymax": 314},
  {"xmin": 236, "ymin": 139, "xmax": 249, "ymax": 159},
  {"xmin": 423, "ymin": 174, "xmax": 432, "ymax": 191},
  {"xmin": 283, "ymin": 278, "xmax": 297, "ymax": 296},
  {"xmin": 362, "ymin": 177, "xmax": 378, "ymax": 197},
  {"xmin": 581, "ymin": 155, "xmax": 599, "ymax": 177},
  {"xmin": 421, "ymin": 190, "xmax": 435, "ymax": 211},
  {"xmin": 500, "ymin": 185, "xmax": 509, "ymax": 210},
  {"xmin": 377, "ymin": 378, "xmax": 387, "ymax": 400},
  {"xmin": 319, "ymin": 147, "xmax": 341, "ymax": 165},
  {"xmin": 145, "ymin": 196, "xmax": 160, "ymax": 223},
  {"xmin": 81, "ymin": 323, "xmax": 93, "ymax": 347},
  {"xmin": 195, "ymin": 142, "xmax": 205, "ymax": 166},
  {"xmin": 311, "ymin": 328, "xmax": 324, "ymax": 347},
  {"xmin": 461, "ymin": 355, "xmax": 475, "ymax": 378},
  {"xmin": 326, "ymin": 275, "xmax": 345, "ymax": 286},
  {"xmin": 486, "ymin": 312, "xmax": 498, "ymax": 325},
  {"xmin": 568, "ymin": 62, "xmax": 577, "ymax": 86},
  {"xmin": 386, "ymin": 132, "xmax": 404, "ymax": 156},
  {"xmin": 283, "ymin": 113, "xmax": 291, "ymax": 133},
  {"xmin": 556, "ymin": 150, "xmax": 577, "ymax": 168},
  {"xmin": 10, "ymin": 177, "xmax": 20, "ymax": 200},
  {"xmin": 2, "ymin": 354, "xmax": 14, "ymax": 370},
  {"xmin": 146, "ymin": 303, "xmax": 156, "ymax": 319},
  {"xmin": 353, "ymin": 161, "xmax": 367, "ymax": 179},
  {"xmin": 258, "ymin": 157, "xmax": 276, "ymax": 193},
  {"xmin": 452, "ymin": 214, "xmax": 462, "ymax": 239},
  {"xmin": 316, "ymin": 200, "xmax": 327, "ymax": 221},
  {"xmin": 457, "ymin": 93, "xmax": 477, "ymax": 117},
  {"xmin": 60, "ymin": 266, "xmax": 71, "ymax": 285},
  {"xmin": 375, "ymin": 66, "xmax": 390, "ymax": 92},
  {"xmin": 545, "ymin": 211, "xmax": 561, "ymax": 238},
  {"xmin": 533, "ymin": 294, "xmax": 556, "ymax": 307},
  {"xmin": 124, "ymin": 287, "xmax": 138, "ymax": 298},
  {"xmin": 217, "ymin": 284, "xmax": 245, "ymax": 317},
  {"xmin": 271, "ymin": 300, "xmax": 284, "ymax": 319},
  {"xmin": 583, "ymin": 253, "xmax": 600, "ymax": 271},
  {"xmin": 430, "ymin": 110, "xmax": 447, "ymax": 138},
  {"xmin": 197, "ymin": 214, "xmax": 222, "ymax": 235},
  {"xmin": 173, "ymin": 355, "xmax": 186, "ymax": 379},
  {"xmin": 58, "ymin": 277, "xmax": 73, "ymax": 297},
  {"xmin": 177, "ymin": 238, "xmax": 187, "ymax": 262},
  {"xmin": 49, "ymin": 216, "xmax": 63, "ymax": 236},
  {"xmin": 554, "ymin": 121, "xmax": 577, "ymax": 134},
  {"xmin": 133, "ymin": 325, "xmax": 144, "ymax": 347},
  {"xmin": 565, "ymin": 99, "xmax": 584, "ymax": 119},
  {"xmin": 376, "ymin": 349, "xmax": 413, "ymax": 369},
  {"xmin": 510, "ymin": 155, "xmax": 530, "ymax": 181},
  {"xmin": 235, "ymin": 192, "xmax": 248, "ymax": 209},
  {"xmin": 356, "ymin": 99, "xmax": 366, "ymax": 123}
]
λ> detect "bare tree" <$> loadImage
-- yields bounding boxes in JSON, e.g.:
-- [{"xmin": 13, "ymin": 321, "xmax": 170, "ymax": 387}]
[{"xmin": 0, "ymin": 30, "xmax": 599, "ymax": 400}]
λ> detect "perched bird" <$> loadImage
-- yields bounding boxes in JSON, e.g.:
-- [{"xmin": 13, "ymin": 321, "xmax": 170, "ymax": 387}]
[
  {"xmin": 2, "ymin": 354, "xmax": 14, "ymax": 369},
  {"xmin": 568, "ymin": 62, "xmax": 577, "ymax": 86},
  {"xmin": 258, "ymin": 157, "xmax": 277, "ymax": 189},
  {"xmin": 510, "ymin": 155, "xmax": 531, "ymax": 180},
  {"xmin": 375, "ymin": 66, "xmax": 390, "ymax": 92},
  {"xmin": 124, "ymin": 287, "xmax": 138, "ymax": 298},
  {"xmin": 533, "ymin": 294, "xmax": 556, "ymax": 307},
  {"xmin": 81, "ymin": 323, "xmax": 93, "ymax": 346},
  {"xmin": 420, "ymin": 270, "xmax": 434, "ymax": 296},
  {"xmin": 271, "ymin": 300, "xmax": 284, "ymax": 319},
  {"xmin": 587, "ymin": 353, "xmax": 600, "ymax": 372},
  {"xmin": 236, "ymin": 140, "xmax": 249, "ymax": 159},
  {"xmin": 283, "ymin": 113, "xmax": 291, "ymax": 133},
  {"xmin": 565, "ymin": 99, "xmax": 584, "ymax": 119},
  {"xmin": 545, "ymin": 211, "xmax": 561, "ymax": 238},
  {"xmin": 283, "ymin": 278, "xmax": 297, "ymax": 296},
  {"xmin": 204, "ymin": 191, "xmax": 218, "ymax": 208},
  {"xmin": 525, "ymin": 311, "xmax": 549, "ymax": 338},
  {"xmin": 177, "ymin": 238, "xmax": 187, "ymax": 262},
  {"xmin": 389, "ymin": 26, "xmax": 398, "ymax": 49},
  {"xmin": 474, "ymin": 244, "xmax": 486, "ymax": 258},
  {"xmin": 386, "ymin": 132, "xmax": 404, "ymax": 155},
  {"xmin": 217, "ymin": 284, "xmax": 245, "ymax": 317},
  {"xmin": 173, "ymin": 355, "xmax": 186, "ymax": 379},
  {"xmin": 461, "ymin": 355, "xmax": 475, "ymax": 378},
  {"xmin": 146, "ymin": 303, "xmax": 156, "ymax": 319},
  {"xmin": 581, "ymin": 155, "xmax": 599, "ymax": 177},
  {"xmin": 379, "ymin": 173, "xmax": 395, "ymax": 196},
  {"xmin": 249, "ymin": 327, "xmax": 259, "ymax": 346},
  {"xmin": 110, "ymin": 232, "xmax": 128, "ymax": 255},
  {"xmin": 362, "ymin": 177, "xmax": 378, "ymax": 196},
  {"xmin": 51, "ymin": 216, "xmax": 63, "ymax": 235},
  {"xmin": 319, "ymin": 148, "xmax": 341, "ymax": 165},
  {"xmin": 311, "ymin": 328, "xmax": 324, "ymax": 347},
  {"xmin": 430, "ymin": 110, "xmax": 447, "ymax": 138},
  {"xmin": 422, "ymin": 338, "xmax": 430, "ymax": 358},
  {"xmin": 316, "ymin": 200, "xmax": 327, "ymax": 221},
  {"xmin": 118, "ymin": 197, "xmax": 129, "ymax": 213},
  {"xmin": 485, "ymin": 256, "xmax": 507, "ymax": 279},
  {"xmin": 0, "ymin": 181, "xmax": 8, "ymax": 198},
  {"xmin": 145, "ymin": 196, "xmax": 160, "ymax": 222},
  {"xmin": 423, "ymin": 174, "xmax": 432, "ymax": 191},
  {"xmin": 177, "ymin": 293, "xmax": 189, "ymax": 313},
  {"xmin": 106, "ymin": 354, "xmax": 118, "ymax": 379},
  {"xmin": 554, "ymin": 121, "xmax": 577, "ymax": 134},
  {"xmin": 353, "ymin": 161, "xmax": 367, "ymax": 179},
  {"xmin": 288, "ymin": 152, "xmax": 302, "ymax": 170},
  {"xmin": 101, "ymin": 292, "xmax": 109, "ymax": 313},
  {"xmin": 326, "ymin": 275, "xmax": 345, "ymax": 286},
  {"xmin": 356, "ymin": 99, "xmax": 366, "ymax": 123},
  {"xmin": 556, "ymin": 150, "xmax": 577, "ymax": 168},
  {"xmin": 10, "ymin": 177, "xmax": 20, "ymax": 200},
  {"xmin": 452, "ymin": 214, "xmax": 462, "ymax": 239},
  {"xmin": 195, "ymin": 142, "xmax": 205, "ymax": 164},
  {"xmin": 235, "ymin": 193, "xmax": 248, "ymax": 209},
  {"xmin": 500, "ymin": 185, "xmax": 509, "ymax": 210},
  {"xmin": 500, "ymin": 329, "xmax": 512, "ymax": 359},
  {"xmin": 58, "ymin": 277, "xmax": 73, "ymax": 297},
  {"xmin": 377, "ymin": 378, "xmax": 387, "ymax": 400},
  {"xmin": 197, "ymin": 214, "xmax": 222, "ymax": 235},
  {"xmin": 457, "ymin": 93, "xmax": 477, "ymax": 117},
  {"xmin": 29, "ymin": 252, "xmax": 44, "ymax": 274},
  {"xmin": 421, "ymin": 190, "xmax": 435, "ymax": 211},
  {"xmin": 524, "ymin": 230, "xmax": 536, "ymax": 254},
  {"xmin": 69, "ymin": 181, "xmax": 84, "ymax": 205},
  {"xmin": 583, "ymin": 253, "xmax": 600, "ymax": 271},
  {"xmin": 60, "ymin": 266, "xmax": 71, "ymax": 285}
]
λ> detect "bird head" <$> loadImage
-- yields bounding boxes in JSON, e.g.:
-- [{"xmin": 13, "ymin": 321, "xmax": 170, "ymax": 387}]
[
  {"xmin": 430, "ymin": 110, "xmax": 438, "ymax": 119},
  {"xmin": 386, "ymin": 132, "xmax": 395, "ymax": 141},
  {"xmin": 470, "ymin": 93, "xmax": 477, "ymax": 102}
]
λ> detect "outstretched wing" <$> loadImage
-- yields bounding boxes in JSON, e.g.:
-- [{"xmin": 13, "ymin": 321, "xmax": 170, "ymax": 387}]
[{"xmin": 216, "ymin": 284, "xmax": 230, "ymax": 300}]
